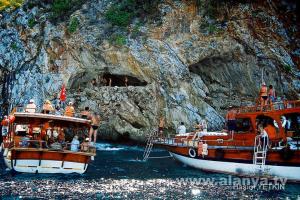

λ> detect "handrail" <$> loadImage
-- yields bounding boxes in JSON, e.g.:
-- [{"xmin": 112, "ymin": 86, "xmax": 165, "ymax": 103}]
[
  {"xmin": 237, "ymin": 100, "xmax": 300, "ymax": 114},
  {"xmin": 254, "ymin": 135, "xmax": 269, "ymax": 153},
  {"xmin": 10, "ymin": 139, "xmax": 95, "ymax": 153}
]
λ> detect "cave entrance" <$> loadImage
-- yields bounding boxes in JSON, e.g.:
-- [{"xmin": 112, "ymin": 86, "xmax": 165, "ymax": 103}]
[{"xmin": 100, "ymin": 73, "xmax": 147, "ymax": 87}]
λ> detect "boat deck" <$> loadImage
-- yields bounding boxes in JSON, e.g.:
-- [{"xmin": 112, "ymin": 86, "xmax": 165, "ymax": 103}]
[
  {"xmin": 237, "ymin": 100, "xmax": 300, "ymax": 114},
  {"xmin": 11, "ymin": 147, "xmax": 96, "ymax": 156}
]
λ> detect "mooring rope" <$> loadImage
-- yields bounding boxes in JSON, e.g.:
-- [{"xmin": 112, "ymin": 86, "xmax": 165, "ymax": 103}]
[{"xmin": 147, "ymin": 156, "xmax": 173, "ymax": 159}]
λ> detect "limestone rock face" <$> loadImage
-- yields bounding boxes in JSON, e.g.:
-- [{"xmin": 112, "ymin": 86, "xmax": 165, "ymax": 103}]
[{"xmin": 0, "ymin": 0, "xmax": 299, "ymax": 141}]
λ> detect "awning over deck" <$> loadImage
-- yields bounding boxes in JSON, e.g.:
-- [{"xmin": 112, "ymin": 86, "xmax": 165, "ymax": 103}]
[{"xmin": 13, "ymin": 112, "xmax": 91, "ymax": 128}]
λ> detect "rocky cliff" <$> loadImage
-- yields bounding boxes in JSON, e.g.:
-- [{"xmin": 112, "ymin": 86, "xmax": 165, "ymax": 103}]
[{"xmin": 0, "ymin": 0, "xmax": 299, "ymax": 141}]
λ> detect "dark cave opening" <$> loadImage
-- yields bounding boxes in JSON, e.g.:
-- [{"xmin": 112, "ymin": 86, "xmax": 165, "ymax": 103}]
[
  {"xmin": 69, "ymin": 72, "xmax": 148, "ymax": 92},
  {"xmin": 97, "ymin": 73, "xmax": 148, "ymax": 87}
]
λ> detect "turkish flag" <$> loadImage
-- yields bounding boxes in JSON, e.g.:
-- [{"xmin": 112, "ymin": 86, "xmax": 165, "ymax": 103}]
[{"xmin": 60, "ymin": 84, "xmax": 66, "ymax": 102}]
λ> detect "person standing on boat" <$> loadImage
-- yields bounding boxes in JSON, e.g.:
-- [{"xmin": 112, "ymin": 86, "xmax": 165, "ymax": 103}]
[
  {"xmin": 264, "ymin": 120, "xmax": 277, "ymax": 143},
  {"xmin": 259, "ymin": 82, "xmax": 268, "ymax": 111},
  {"xmin": 177, "ymin": 122, "xmax": 187, "ymax": 135},
  {"xmin": 51, "ymin": 93, "xmax": 60, "ymax": 109},
  {"xmin": 1, "ymin": 115, "xmax": 10, "ymax": 142},
  {"xmin": 89, "ymin": 112, "xmax": 101, "ymax": 145},
  {"xmin": 70, "ymin": 135, "xmax": 80, "ymax": 152},
  {"xmin": 55, "ymin": 105, "xmax": 61, "ymax": 115},
  {"xmin": 200, "ymin": 119, "xmax": 208, "ymax": 133},
  {"xmin": 258, "ymin": 124, "xmax": 269, "ymax": 147},
  {"xmin": 64, "ymin": 102, "xmax": 75, "ymax": 117},
  {"xmin": 226, "ymin": 106, "xmax": 237, "ymax": 139},
  {"xmin": 81, "ymin": 107, "xmax": 91, "ymax": 119},
  {"xmin": 42, "ymin": 100, "xmax": 54, "ymax": 114},
  {"xmin": 268, "ymin": 85, "xmax": 276, "ymax": 110},
  {"xmin": 158, "ymin": 116, "xmax": 165, "ymax": 136},
  {"xmin": 81, "ymin": 138, "xmax": 90, "ymax": 152},
  {"xmin": 60, "ymin": 84, "xmax": 67, "ymax": 109},
  {"xmin": 58, "ymin": 128, "xmax": 65, "ymax": 144},
  {"xmin": 25, "ymin": 99, "xmax": 37, "ymax": 113}
]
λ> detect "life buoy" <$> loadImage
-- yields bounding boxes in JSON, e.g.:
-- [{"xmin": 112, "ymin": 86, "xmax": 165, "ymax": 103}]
[
  {"xmin": 188, "ymin": 148, "xmax": 197, "ymax": 158},
  {"xmin": 215, "ymin": 148, "xmax": 225, "ymax": 160},
  {"xmin": 280, "ymin": 146, "xmax": 294, "ymax": 161},
  {"xmin": 274, "ymin": 116, "xmax": 287, "ymax": 129}
]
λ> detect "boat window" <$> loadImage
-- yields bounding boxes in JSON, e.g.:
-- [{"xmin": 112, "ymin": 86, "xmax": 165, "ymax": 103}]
[
  {"xmin": 236, "ymin": 118, "xmax": 252, "ymax": 133},
  {"xmin": 280, "ymin": 113, "xmax": 300, "ymax": 137},
  {"xmin": 256, "ymin": 115, "xmax": 279, "ymax": 134}
]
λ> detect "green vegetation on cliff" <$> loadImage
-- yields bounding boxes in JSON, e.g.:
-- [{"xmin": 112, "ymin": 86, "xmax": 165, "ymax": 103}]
[
  {"xmin": 68, "ymin": 16, "xmax": 79, "ymax": 33},
  {"xmin": 51, "ymin": 0, "xmax": 83, "ymax": 21},
  {"xmin": 28, "ymin": 17, "xmax": 37, "ymax": 28},
  {"xmin": 105, "ymin": 0, "xmax": 160, "ymax": 27},
  {"xmin": 105, "ymin": 0, "xmax": 160, "ymax": 45},
  {"xmin": 0, "ymin": 0, "xmax": 23, "ymax": 11}
]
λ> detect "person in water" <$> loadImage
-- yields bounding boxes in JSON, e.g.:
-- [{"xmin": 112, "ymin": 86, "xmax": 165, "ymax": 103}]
[
  {"xmin": 259, "ymin": 82, "xmax": 268, "ymax": 111},
  {"xmin": 226, "ymin": 106, "xmax": 237, "ymax": 139},
  {"xmin": 42, "ymin": 100, "xmax": 54, "ymax": 114},
  {"xmin": 89, "ymin": 112, "xmax": 101, "ymax": 145},
  {"xmin": 64, "ymin": 102, "xmax": 75, "ymax": 117}
]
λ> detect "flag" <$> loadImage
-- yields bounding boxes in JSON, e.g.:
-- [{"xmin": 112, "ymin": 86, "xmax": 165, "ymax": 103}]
[{"xmin": 60, "ymin": 84, "xmax": 66, "ymax": 102}]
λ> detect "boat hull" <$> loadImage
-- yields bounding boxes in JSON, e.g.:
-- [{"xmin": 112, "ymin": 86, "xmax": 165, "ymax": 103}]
[
  {"xmin": 170, "ymin": 152, "xmax": 300, "ymax": 181},
  {"xmin": 3, "ymin": 148, "xmax": 92, "ymax": 174}
]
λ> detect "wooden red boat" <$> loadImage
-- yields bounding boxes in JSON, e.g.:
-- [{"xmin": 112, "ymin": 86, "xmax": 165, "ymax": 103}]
[
  {"xmin": 154, "ymin": 100, "xmax": 300, "ymax": 181},
  {"xmin": 1, "ymin": 112, "xmax": 96, "ymax": 174}
]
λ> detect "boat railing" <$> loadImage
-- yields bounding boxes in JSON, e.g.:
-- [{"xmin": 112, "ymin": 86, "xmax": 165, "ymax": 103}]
[
  {"xmin": 14, "ymin": 106, "xmax": 84, "ymax": 118},
  {"xmin": 154, "ymin": 136, "xmax": 201, "ymax": 148},
  {"xmin": 237, "ymin": 100, "xmax": 300, "ymax": 114},
  {"xmin": 12, "ymin": 139, "xmax": 96, "ymax": 153},
  {"xmin": 154, "ymin": 134, "xmax": 254, "ymax": 148}
]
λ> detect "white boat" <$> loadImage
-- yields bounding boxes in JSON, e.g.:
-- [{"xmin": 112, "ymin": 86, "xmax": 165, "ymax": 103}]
[{"xmin": 1, "ymin": 112, "xmax": 96, "ymax": 174}]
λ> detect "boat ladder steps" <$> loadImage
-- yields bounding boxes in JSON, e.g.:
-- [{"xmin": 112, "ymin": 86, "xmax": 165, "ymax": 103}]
[
  {"xmin": 143, "ymin": 129, "xmax": 157, "ymax": 161},
  {"xmin": 253, "ymin": 136, "xmax": 269, "ymax": 169}
]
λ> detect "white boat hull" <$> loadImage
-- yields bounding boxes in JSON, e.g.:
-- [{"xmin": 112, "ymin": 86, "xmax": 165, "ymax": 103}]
[
  {"xmin": 3, "ymin": 149, "xmax": 88, "ymax": 174},
  {"xmin": 170, "ymin": 152, "xmax": 300, "ymax": 181}
]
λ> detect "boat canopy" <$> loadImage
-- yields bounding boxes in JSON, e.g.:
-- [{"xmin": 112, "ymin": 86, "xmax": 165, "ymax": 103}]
[{"xmin": 13, "ymin": 112, "xmax": 91, "ymax": 128}]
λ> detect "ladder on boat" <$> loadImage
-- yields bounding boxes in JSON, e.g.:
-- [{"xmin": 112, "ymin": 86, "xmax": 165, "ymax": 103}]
[
  {"xmin": 142, "ymin": 129, "xmax": 158, "ymax": 161},
  {"xmin": 253, "ymin": 135, "xmax": 269, "ymax": 170}
]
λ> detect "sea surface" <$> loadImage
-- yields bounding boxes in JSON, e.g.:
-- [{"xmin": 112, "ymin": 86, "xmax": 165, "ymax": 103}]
[{"xmin": 0, "ymin": 142, "xmax": 300, "ymax": 199}]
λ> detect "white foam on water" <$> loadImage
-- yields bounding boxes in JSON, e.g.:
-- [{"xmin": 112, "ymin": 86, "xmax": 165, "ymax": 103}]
[
  {"xmin": 95, "ymin": 142, "xmax": 166, "ymax": 152},
  {"xmin": 126, "ymin": 159, "xmax": 146, "ymax": 163},
  {"xmin": 95, "ymin": 143, "xmax": 125, "ymax": 151}
]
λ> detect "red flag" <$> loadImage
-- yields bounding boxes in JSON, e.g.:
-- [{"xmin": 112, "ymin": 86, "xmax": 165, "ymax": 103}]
[{"xmin": 60, "ymin": 84, "xmax": 66, "ymax": 102}]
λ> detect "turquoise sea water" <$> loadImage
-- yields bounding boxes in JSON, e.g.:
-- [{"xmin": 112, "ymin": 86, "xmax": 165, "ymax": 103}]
[{"xmin": 0, "ymin": 142, "xmax": 300, "ymax": 199}]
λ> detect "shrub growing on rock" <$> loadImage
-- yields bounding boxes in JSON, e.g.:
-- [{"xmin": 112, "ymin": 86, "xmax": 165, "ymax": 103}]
[
  {"xmin": 0, "ymin": 0, "xmax": 24, "ymax": 11},
  {"xmin": 109, "ymin": 34, "xmax": 127, "ymax": 46},
  {"xmin": 28, "ymin": 17, "xmax": 37, "ymax": 28},
  {"xmin": 68, "ymin": 16, "xmax": 79, "ymax": 33},
  {"xmin": 10, "ymin": 42, "xmax": 18, "ymax": 51},
  {"xmin": 105, "ymin": 0, "xmax": 161, "ymax": 27},
  {"xmin": 51, "ymin": 0, "xmax": 83, "ymax": 21}
]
